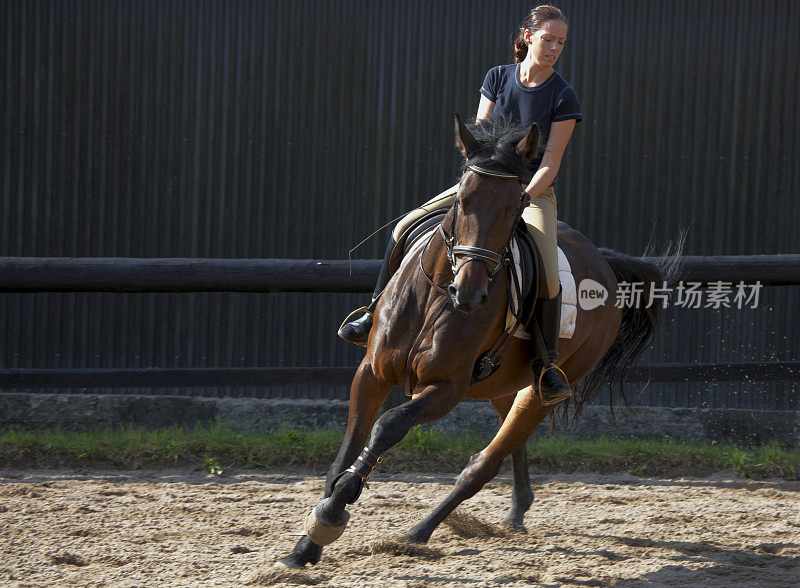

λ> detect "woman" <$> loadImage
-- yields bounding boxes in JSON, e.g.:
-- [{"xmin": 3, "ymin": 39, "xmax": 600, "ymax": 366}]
[{"xmin": 339, "ymin": 5, "xmax": 581, "ymax": 404}]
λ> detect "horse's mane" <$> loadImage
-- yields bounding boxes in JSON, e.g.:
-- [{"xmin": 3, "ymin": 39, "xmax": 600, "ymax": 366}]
[{"xmin": 460, "ymin": 115, "xmax": 539, "ymax": 183}]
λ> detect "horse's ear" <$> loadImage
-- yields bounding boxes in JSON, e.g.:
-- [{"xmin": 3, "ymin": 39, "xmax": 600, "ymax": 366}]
[
  {"xmin": 516, "ymin": 123, "xmax": 540, "ymax": 166},
  {"xmin": 454, "ymin": 113, "xmax": 479, "ymax": 159}
]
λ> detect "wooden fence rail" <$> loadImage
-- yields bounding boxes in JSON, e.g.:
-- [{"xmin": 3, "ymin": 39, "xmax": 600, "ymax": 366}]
[
  {"xmin": 1, "ymin": 255, "xmax": 800, "ymax": 293},
  {"xmin": 1, "ymin": 256, "xmax": 798, "ymax": 390}
]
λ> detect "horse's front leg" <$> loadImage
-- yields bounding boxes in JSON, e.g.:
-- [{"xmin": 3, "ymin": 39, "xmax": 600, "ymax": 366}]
[
  {"xmin": 404, "ymin": 385, "xmax": 550, "ymax": 544},
  {"xmin": 490, "ymin": 395, "xmax": 535, "ymax": 529},
  {"xmin": 303, "ymin": 378, "xmax": 463, "ymax": 546},
  {"xmin": 277, "ymin": 362, "xmax": 390, "ymax": 568}
]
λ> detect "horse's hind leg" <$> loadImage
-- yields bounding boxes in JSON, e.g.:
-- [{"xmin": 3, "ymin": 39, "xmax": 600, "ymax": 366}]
[
  {"xmin": 490, "ymin": 395, "xmax": 534, "ymax": 529},
  {"xmin": 304, "ymin": 379, "xmax": 462, "ymax": 545},
  {"xmin": 277, "ymin": 362, "xmax": 390, "ymax": 568},
  {"xmin": 404, "ymin": 387, "xmax": 549, "ymax": 544}
]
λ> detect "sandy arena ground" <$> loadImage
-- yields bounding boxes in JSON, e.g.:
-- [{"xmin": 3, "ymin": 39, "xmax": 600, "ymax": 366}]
[{"xmin": 0, "ymin": 468, "xmax": 798, "ymax": 587}]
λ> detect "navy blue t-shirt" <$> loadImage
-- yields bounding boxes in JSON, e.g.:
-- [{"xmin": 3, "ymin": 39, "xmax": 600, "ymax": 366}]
[{"xmin": 480, "ymin": 64, "xmax": 582, "ymax": 174}]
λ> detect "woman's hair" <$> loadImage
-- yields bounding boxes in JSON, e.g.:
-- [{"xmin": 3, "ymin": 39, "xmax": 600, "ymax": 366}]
[{"xmin": 512, "ymin": 5, "xmax": 568, "ymax": 63}]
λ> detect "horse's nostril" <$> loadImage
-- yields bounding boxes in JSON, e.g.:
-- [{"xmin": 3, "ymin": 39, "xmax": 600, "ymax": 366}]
[
  {"xmin": 479, "ymin": 292, "xmax": 489, "ymax": 307},
  {"xmin": 448, "ymin": 284, "xmax": 458, "ymax": 298}
]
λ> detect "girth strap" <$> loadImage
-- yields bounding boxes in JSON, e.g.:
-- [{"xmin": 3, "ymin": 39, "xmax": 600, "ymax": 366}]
[{"xmin": 470, "ymin": 236, "xmax": 531, "ymax": 384}]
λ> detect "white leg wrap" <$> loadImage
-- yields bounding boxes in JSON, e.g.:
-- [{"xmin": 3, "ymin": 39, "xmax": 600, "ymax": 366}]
[{"xmin": 304, "ymin": 503, "xmax": 350, "ymax": 546}]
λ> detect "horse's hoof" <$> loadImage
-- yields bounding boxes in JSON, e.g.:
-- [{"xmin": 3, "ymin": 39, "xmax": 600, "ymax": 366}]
[
  {"xmin": 304, "ymin": 502, "xmax": 350, "ymax": 546},
  {"xmin": 401, "ymin": 524, "xmax": 432, "ymax": 544},
  {"xmin": 502, "ymin": 519, "xmax": 528, "ymax": 533},
  {"xmin": 503, "ymin": 510, "xmax": 528, "ymax": 530},
  {"xmin": 275, "ymin": 536, "xmax": 323, "ymax": 568},
  {"xmin": 401, "ymin": 533, "xmax": 429, "ymax": 544}
]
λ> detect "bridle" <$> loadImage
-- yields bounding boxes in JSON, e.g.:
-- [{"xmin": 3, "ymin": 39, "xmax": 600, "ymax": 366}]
[{"xmin": 439, "ymin": 164, "xmax": 531, "ymax": 281}]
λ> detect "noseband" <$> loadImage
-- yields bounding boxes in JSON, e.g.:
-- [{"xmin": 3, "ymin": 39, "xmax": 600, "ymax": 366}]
[{"xmin": 440, "ymin": 165, "xmax": 531, "ymax": 280}]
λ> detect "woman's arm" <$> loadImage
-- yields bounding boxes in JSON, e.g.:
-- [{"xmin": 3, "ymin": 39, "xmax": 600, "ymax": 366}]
[
  {"xmin": 476, "ymin": 95, "xmax": 495, "ymax": 121},
  {"xmin": 524, "ymin": 119, "xmax": 576, "ymax": 199}
]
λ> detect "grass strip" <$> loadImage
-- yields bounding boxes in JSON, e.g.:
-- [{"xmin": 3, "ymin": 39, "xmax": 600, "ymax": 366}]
[{"xmin": 0, "ymin": 424, "xmax": 797, "ymax": 480}]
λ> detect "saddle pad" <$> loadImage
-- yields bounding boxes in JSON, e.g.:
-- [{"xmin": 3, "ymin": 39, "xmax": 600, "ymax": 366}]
[{"xmin": 507, "ymin": 244, "xmax": 577, "ymax": 340}]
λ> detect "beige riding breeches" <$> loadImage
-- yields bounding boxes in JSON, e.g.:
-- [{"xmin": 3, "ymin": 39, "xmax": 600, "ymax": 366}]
[
  {"xmin": 393, "ymin": 184, "xmax": 560, "ymax": 299},
  {"xmin": 521, "ymin": 187, "xmax": 559, "ymax": 298}
]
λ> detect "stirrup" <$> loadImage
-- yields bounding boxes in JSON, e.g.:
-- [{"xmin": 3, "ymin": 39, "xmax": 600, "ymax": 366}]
[
  {"xmin": 536, "ymin": 364, "xmax": 572, "ymax": 407},
  {"xmin": 337, "ymin": 306, "xmax": 372, "ymax": 348}
]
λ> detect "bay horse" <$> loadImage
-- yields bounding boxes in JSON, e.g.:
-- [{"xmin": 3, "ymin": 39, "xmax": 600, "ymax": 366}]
[{"xmin": 278, "ymin": 115, "xmax": 676, "ymax": 567}]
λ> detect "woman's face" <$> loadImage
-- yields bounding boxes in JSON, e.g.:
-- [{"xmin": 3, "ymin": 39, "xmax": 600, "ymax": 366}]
[{"xmin": 525, "ymin": 20, "xmax": 568, "ymax": 67}]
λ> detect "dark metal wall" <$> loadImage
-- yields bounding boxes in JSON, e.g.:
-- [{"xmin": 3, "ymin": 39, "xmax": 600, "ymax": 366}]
[{"xmin": 2, "ymin": 1, "xmax": 798, "ymax": 408}]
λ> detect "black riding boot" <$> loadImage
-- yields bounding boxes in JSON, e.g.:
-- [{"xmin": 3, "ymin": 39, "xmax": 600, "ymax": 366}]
[
  {"xmin": 529, "ymin": 287, "xmax": 572, "ymax": 406},
  {"xmin": 337, "ymin": 236, "xmax": 396, "ymax": 347}
]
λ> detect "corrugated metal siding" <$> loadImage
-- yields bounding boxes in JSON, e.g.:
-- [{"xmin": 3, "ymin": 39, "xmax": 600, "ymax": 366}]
[{"xmin": 1, "ymin": 0, "xmax": 798, "ymax": 407}]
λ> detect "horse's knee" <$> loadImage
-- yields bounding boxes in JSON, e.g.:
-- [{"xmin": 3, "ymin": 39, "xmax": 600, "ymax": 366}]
[
  {"xmin": 370, "ymin": 403, "xmax": 417, "ymax": 449},
  {"xmin": 409, "ymin": 381, "xmax": 464, "ymax": 423},
  {"xmin": 368, "ymin": 382, "xmax": 462, "ymax": 455}
]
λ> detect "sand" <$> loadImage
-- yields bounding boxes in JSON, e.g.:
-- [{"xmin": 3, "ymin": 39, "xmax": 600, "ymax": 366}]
[{"xmin": 0, "ymin": 468, "xmax": 798, "ymax": 587}]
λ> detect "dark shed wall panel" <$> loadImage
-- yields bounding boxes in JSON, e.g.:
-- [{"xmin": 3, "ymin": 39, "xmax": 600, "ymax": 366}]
[{"xmin": 1, "ymin": 1, "xmax": 798, "ymax": 406}]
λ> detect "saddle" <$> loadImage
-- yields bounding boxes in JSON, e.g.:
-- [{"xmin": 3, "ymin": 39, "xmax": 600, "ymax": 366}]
[
  {"xmin": 510, "ymin": 220, "xmax": 540, "ymax": 324},
  {"xmin": 389, "ymin": 210, "xmax": 449, "ymax": 274}
]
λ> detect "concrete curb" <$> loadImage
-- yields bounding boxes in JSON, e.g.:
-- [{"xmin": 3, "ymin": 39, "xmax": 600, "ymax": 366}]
[{"xmin": 1, "ymin": 394, "xmax": 798, "ymax": 446}]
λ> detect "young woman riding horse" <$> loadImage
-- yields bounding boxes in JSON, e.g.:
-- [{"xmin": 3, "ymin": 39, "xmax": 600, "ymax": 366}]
[
  {"xmin": 275, "ymin": 4, "xmax": 675, "ymax": 570},
  {"xmin": 278, "ymin": 113, "xmax": 673, "ymax": 568},
  {"xmin": 339, "ymin": 5, "xmax": 579, "ymax": 405}
]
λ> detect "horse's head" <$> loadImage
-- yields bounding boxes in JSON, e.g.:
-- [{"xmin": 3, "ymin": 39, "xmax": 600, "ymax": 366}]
[{"xmin": 445, "ymin": 114, "xmax": 540, "ymax": 313}]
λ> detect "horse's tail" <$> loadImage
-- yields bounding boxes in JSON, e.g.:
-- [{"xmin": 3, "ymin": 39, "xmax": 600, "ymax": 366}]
[{"xmin": 568, "ymin": 234, "xmax": 685, "ymax": 419}]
